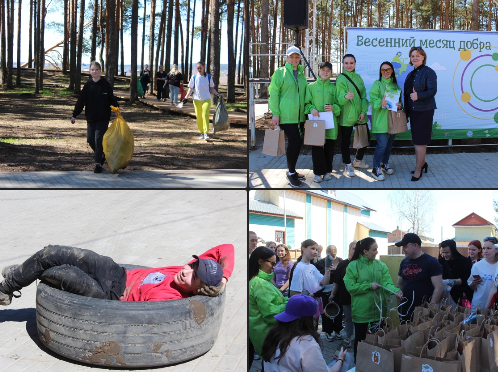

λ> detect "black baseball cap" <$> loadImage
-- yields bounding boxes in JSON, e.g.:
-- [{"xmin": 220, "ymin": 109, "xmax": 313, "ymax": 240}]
[
  {"xmin": 395, "ymin": 233, "xmax": 422, "ymax": 247},
  {"xmin": 191, "ymin": 255, "xmax": 223, "ymax": 287},
  {"xmin": 319, "ymin": 62, "xmax": 333, "ymax": 70}
]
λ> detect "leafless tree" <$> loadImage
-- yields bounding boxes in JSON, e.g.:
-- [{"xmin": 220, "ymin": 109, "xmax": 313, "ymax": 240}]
[{"xmin": 388, "ymin": 190, "xmax": 435, "ymax": 237}]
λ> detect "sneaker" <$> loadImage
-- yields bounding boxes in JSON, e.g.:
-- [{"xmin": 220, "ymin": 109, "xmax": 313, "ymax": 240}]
[
  {"xmin": 371, "ymin": 166, "xmax": 385, "ymax": 181},
  {"xmin": 325, "ymin": 333, "xmax": 335, "ymax": 341},
  {"xmin": 94, "ymin": 164, "xmax": 103, "ymax": 173},
  {"xmin": 353, "ymin": 158, "xmax": 369, "ymax": 168},
  {"xmin": 334, "ymin": 332, "xmax": 343, "ymax": 340},
  {"xmin": 323, "ymin": 173, "xmax": 333, "ymax": 181},
  {"xmin": 295, "ymin": 172, "xmax": 306, "ymax": 180},
  {"xmin": 313, "ymin": 174, "xmax": 323, "ymax": 183},
  {"xmin": 382, "ymin": 163, "xmax": 394, "ymax": 175},
  {"xmin": 198, "ymin": 134, "xmax": 205, "ymax": 140},
  {"xmin": 254, "ymin": 352, "xmax": 261, "ymax": 360},
  {"xmin": 204, "ymin": 134, "xmax": 210, "ymax": 140},
  {"xmin": 287, "ymin": 172, "xmax": 303, "ymax": 187},
  {"xmin": 345, "ymin": 164, "xmax": 355, "ymax": 177}
]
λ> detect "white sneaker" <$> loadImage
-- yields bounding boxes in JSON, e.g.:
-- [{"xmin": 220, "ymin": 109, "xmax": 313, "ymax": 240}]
[
  {"xmin": 198, "ymin": 134, "xmax": 205, "ymax": 139},
  {"xmin": 382, "ymin": 163, "xmax": 394, "ymax": 175},
  {"xmin": 204, "ymin": 133, "xmax": 210, "ymax": 140},
  {"xmin": 313, "ymin": 175, "xmax": 323, "ymax": 183},
  {"xmin": 323, "ymin": 173, "xmax": 333, "ymax": 181},
  {"xmin": 372, "ymin": 166, "xmax": 385, "ymax": 181},
  {"xmin": 345, "ymin": 164, "xmax": 355, "ymax": 177},
  {"xmin": 353, "ymin": 158, "xmax": 369, "ymax": 168}
]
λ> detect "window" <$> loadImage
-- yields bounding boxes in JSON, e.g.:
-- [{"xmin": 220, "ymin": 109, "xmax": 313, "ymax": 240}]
[{"xmin": 275, "ymin": 231, "xmax": 285, "ymax": 244}]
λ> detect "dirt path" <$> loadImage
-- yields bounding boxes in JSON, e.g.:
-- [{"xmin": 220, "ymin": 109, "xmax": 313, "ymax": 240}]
[{"xmin": 0, "ymin": 87, "xmax": 247, "ymax": 172}]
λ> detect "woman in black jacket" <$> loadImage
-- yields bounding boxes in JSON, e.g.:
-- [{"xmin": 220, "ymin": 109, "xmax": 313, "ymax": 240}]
[
  {"xmin": 438, "ymin": 239, "xmax": 472, "ymax": 306},
  {"xmin": 404, "ymin": 46, "xmax": 437, "ymax": 181},
  {"xmin": 165, "ymin": 64, "xmax": 184, "ymax": 106},
  {"xmin": 71, "ymin": 61, "xmax": 118, "ymax": 173}
]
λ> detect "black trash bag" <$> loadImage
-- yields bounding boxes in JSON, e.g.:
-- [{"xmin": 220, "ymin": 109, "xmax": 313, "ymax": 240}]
[{"xmin": 213, "ymin": 95, "xmax": 230, "ymax": 134}]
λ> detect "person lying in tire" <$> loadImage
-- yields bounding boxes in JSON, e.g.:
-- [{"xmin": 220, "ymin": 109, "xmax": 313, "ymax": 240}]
[{"xmin": 0, "ymin": 244, "xmax": 234, "ymax": 305}]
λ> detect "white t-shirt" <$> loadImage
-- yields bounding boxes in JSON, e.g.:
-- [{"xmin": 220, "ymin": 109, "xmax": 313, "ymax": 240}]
[
  {"xmin": 467, "ymin": 259, "xmax": 498, "ymax": 312},
  {"xmin": 290, "ymin": 262, "xmax": 323, "ymax": 294},
  {"xmin": 188, "ymin": 73, "xmax": 214, "ymax": 101},
  {"xmin": 263, "ymin": 335, "xmax": 329, "ymax": 372}
]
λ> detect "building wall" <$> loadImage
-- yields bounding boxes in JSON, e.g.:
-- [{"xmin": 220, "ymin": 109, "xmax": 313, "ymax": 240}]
[
  {"xmin": 248, "ymin": 214, "xmax": 296, "ymax": 247},
  {"xmin": 454, "ymin": 226, "xmax": 495, "ymax": 241}
]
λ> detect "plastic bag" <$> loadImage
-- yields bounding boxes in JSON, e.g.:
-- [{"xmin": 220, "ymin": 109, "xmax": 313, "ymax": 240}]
[
  {"xmin": 213, "ymin": 95, "xmax": 230, "ymax": 134},
  {"xmin": 103, "ymin": 106, "xmax": 134, "ymax": 173},
  {"xmin": 137, "ymin": 78, "xmax": 144, "ymax": 97}
]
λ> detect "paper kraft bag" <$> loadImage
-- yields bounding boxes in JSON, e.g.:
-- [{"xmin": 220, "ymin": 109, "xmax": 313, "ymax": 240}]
[
  {"xmin": 262, "ymin": 128, "xmax": 285, "ymax": 156},
  {"xmin": 303, "ymin": 120, "xmax": 326, "ymax": 146}
]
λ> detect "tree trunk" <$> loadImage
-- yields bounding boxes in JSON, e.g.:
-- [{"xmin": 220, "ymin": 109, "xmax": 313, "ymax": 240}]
[
  {"xmin": 227, "ymin": 0, "xmax": 235, "ymax": 102},
  {"xmin": 188, "ymin": 0, "xmax": 195, "ymax": 78},
  {"xmin": 472, "ymin": 0, "xmax": 479, "ymax": 30},
  {"xmin": 39, "ymin": 0, "xmax": 45, "ymax": 88},
  {"xmin": 29, "ymin": 0, "xmax": 33, "ymax": 68},
  {"xmin": 15, "ymin": 0, "xmax": 21, "ymax": 86},
  {"xmin": 147, "ymin": 0, "xmax": 155, "ymax": 93},
  {"xmin": 259, "ymin": 0, "xmax": 268, "ymax": 98},
  {"xmin": 154, "ymin": 1, "xmax": 165, "ymax": 73},
  {"xmin": 159, "ymin": 0, "xmax": 166, "ymax": 67},
  {"xmin": 200, "ymin": 0, "xmax": 209, "ymax": 64},
  {"xmin": 243, "ymin": 0, "xmax": 248, "ymax": 88},
  {"xmin": 130, "ymin": 0, "xmax": 138, "ymax": 101},
  {"xmin": 173, "ymin": 0, "xmax": 179, "ymax": 64},
  {"xmin": 184, "ymin": 0, "xmax": 190, "ymax": 80},
  {"xmin": 179, "ymin": 13, "xmax": 184, "ymax": 72},
  {"xmin": 237, "ymin": 18, "xmax": 243, "ymax": 85},
  {"xmin": 0, "ymin": 0, "xmax": 5, "ymax": 84},
  {"xmin": 120, "ymin": 3, "xmax": 124, "ymax": 75},
  {"xmin": 140, "ymin": 0, "xmax": 146, "ymax": 70},
  {"xmin": 105, "ymin": 0, "xmax": 117, "ymax": 87},
  {"xmin": 91, "ymin": 0, "xmax": 98, "ymax": 62},
  {"xmin": 69, "ymin": 0, "xmax": 77, "ymax": 89},
  {"xmin": 114, "ymin": 0, "xmax": 120, "ymax": 75},
  {"xmin": 6, "ymin": 0, "xmax": 13, "ymax": 88},
  {"xmin": 75, "ymin": 0, "xmax": 86, "ymax": 92},
  {"xmin": 62, "ymin": 0, "xmax": 68, "ymax": 72},
  {"xmin": 164, "ymin": 0, "xmax": 173, "ymax": 82},
  {"xmin": 487, "ymin": 0, "xmax": 492, "ymax": 30},
  {"xmin": 34, "ymin": 0, "xmax": 40, "ymax": 93}
]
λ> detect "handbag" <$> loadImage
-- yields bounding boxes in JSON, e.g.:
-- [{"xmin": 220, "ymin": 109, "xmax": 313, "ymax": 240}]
[
  {"xmin": 262, "ymin": 127, "xmax": 286, "ymax": 156},
  {"xmin": 353, "ymin": 124, "xmax": 369, "ymax": 149},
  {"xmin": 303, "ymin": 120, "xmax": 326, "ymax": 146},
  {"xmin": 388, "ymin": 110, "xmax": 408, "ymax": 134}
]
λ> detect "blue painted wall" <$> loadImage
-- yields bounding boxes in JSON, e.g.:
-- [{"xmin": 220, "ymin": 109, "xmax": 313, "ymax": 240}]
[{"xmin": 249, "ymin": 213, "xmax": 296, "ymax": 247}]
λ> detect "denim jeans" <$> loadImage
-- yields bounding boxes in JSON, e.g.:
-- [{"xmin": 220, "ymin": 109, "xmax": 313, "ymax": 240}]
[
  {"xmin": 342, "ymin": 304, "xmax": 354, "ymax": 338},
  {"xmin": 4, "ymin": 245, "xmax": 127, "ymax": 300},
  {"xmin": 373, "ymin": 132, "xmax": 396, "ymax": 168},
  {"xmin": 169, "ymin": 84, "xmax": 180, "ymax": 104}
]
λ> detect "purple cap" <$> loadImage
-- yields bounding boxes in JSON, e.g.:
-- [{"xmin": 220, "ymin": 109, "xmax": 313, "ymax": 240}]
[
  {"xmin": 274, "ymin": 295, "xmax": 317, "ymax": 322},
  {"xmin": 192, "ymin": 255, "xmax": 223, "ymax": 287}
]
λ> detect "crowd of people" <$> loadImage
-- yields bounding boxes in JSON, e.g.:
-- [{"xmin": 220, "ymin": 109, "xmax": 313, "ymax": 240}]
[
  {"xmin": 248, "ymin": 230, "xmax": 498, "ymax": 371},
  {"xmin": 268, "ymin": 45, "xmax": 437, "ymax": 187}
]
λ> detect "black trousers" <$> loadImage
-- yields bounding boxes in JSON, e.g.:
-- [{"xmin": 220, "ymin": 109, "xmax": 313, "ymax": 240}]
[
  {"xmin": 3, "ymin": 245, "xmax": 127, "ymax": 301},
  {"xmin": 321, "ymin": 296, "xmax": 343, "ymax": 335},
  {"xmin": 86, "ymin": 120, "xmax": 109, "ymax": 164},
  {"xmin": 157, "ymin": 84, "xmax": 165, "ymax": 100},
  {"xmin": 280, "ymin": 122, "xmax": 304, "ymax": 174},
  {"xmin": 312, "ymin": 139, "xmax": 336, "ymax": 175},
  {"xmin": 340, "ymin": 125, "xmax": 369, "ymax": 164},
  {"xmin": 353, "ymin": 322, "xmax": 370, "ymax": 362}
]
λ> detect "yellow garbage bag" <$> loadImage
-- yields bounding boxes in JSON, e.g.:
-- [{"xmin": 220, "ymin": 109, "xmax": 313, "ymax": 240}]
[{"xmin": 103, "ymin": 106, "xmax": 134, "ymax": 173}]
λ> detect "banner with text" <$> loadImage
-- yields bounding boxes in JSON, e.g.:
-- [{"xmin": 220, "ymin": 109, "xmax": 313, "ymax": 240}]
[{"xmin": 347, "ymin": 28, "xmax": 498, "ymax": 140}]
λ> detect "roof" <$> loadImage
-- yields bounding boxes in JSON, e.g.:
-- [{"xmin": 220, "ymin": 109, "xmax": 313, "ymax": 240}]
[
  {"xmin": 452, "ymin": 212, "xmax": 495, "ymax": 227},
  {"xmin": 303, "ymin": 190, "xmax": 376, "ymax": 212},
  {"xmin": 249, "ymin": 199, "xmax": 302, "ymax": 218},
  {"xmin": 358, "ymin": 221, "xmax": 391, "ymax": 233}
]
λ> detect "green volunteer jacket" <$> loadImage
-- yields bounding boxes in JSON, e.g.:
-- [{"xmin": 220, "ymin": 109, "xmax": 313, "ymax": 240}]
[
  {"xmin": 335, "ymin": 70, "xmax": 369, "ymax": 127},
  {"xmin": 304, "ymin": 79, "xmax": 341, "ymax": 140},
  {"xmin": 268, "ymin": 62, "xmax": 308, "ymax": 124},
  {"xmin": 344, "ymin": 255, "xmax": 399, "ymax": 324},
  {"xmin": 249, "ymin": 269, "xmax": 288, "ymax": 355},
  {"xmin": 369, "ymin": 77, "xmax": 402, "ymax": 133}
]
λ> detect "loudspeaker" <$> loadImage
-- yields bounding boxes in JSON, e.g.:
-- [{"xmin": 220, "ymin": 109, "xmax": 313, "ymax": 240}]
[{"xmin": 283, "ymin": 0, "xmax": 309, "ymax": 30}]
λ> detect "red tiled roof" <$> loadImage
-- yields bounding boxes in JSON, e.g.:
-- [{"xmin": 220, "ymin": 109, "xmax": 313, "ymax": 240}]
[{"xmin": 452, "ymin": 212, "xmax": 495, "ymax": 227}]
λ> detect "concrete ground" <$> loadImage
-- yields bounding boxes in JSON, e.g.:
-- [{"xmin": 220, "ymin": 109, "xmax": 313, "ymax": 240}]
[
  {"xmin": 0, "ymin": 169, "xmax": 247, "ymax": 189},
  {"xmin": 0, "ymin": 190, "xmax": 247, "ymax": 372},
  {"xmin": 249, "ymin": 146, "xmax": 498, "ymax": 188}
]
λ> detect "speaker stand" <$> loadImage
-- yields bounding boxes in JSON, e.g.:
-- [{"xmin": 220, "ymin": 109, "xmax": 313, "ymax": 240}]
[{"xmin": 293, "ymin": 28, "xmax": 316, "ymax": 81}]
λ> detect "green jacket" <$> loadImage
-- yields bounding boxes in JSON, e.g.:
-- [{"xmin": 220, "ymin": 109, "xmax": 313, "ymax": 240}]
[
  {"xmin": 369, "ymin": 78, "xmax": 402, "ymax": 133},
  {"xmin": 304, "ymin": 79, "xmax": 341, "ymax": 140},
  {"xmin": 268, "ymin": 63, "xmax": 308, "ymax": 124},
  {"xmin": 249, "ymin": 269, "xmax": 288, "ymax": 355},
  {"xmin": 335, "ymin": 70, "xmax": 369, "ymax": 127},
  {"xmin": 344, "ymin": 255, "xmax": 399, "ymax": 324}
]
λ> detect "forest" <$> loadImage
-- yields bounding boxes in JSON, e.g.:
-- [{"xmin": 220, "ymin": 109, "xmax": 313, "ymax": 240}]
[{"xmin": 0, "ymin": 0, "xmax": 248, "ymax": 103}]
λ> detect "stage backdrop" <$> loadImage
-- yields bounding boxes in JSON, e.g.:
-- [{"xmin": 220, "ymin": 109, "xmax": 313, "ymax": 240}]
[{"xmin": 346, "ymin": 28, "xmax": 498, "ymax": 140}]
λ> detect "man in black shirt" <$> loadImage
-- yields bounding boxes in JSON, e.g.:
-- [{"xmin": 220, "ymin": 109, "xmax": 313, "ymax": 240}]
[
  {"xmin": 439, "ymin": 239, "xmax": 472, "ymax": 305},
  {"xmin": 396, "ymin": 233, "xmax": 443, "ymax": 321}
]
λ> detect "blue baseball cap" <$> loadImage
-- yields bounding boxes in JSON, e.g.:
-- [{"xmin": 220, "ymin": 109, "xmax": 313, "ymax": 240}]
[
  {"xmin": 274, "ymin": 295, "xmax": 317, "ymax": 322},
  {"xmin": 192, "ymin": 255, "xmax": 223, "ymax": 287}
]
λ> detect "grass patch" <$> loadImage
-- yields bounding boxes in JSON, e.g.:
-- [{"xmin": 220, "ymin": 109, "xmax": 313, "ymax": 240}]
[
  {"xmin": 225, "ymin": 102, "xmax": 247, "ymax": 111},
  {"xmin": 0, "ymin": 138, "xmax": 60, "ymax": 144}
]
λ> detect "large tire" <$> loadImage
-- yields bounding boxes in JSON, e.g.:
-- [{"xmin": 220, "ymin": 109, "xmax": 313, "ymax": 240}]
[{"xmin": 36, "ymin": 264, "xmax": 226, "ymax": 368}]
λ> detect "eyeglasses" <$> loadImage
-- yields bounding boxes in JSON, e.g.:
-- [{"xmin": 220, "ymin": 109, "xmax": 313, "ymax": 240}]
[
  {"xmin": 263, "ymin": 259, "xmax": 276, "ymax": 267},
  {"xmin": 381, "ymin": 68, "xmax": 393, "ymax": 73},
  {"xmin": 484, "ymin": 237, "xmax": 498, "ymax": 243}
]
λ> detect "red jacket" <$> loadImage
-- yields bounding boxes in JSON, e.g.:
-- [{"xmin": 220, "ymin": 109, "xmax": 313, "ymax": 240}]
[{"xmin": 121, "ymin": 244, "xmax": 234, "ymax": 301}]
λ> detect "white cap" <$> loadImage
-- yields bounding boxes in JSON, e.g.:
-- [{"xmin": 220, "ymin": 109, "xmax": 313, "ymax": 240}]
[{"xmin": 286, "ymin": 46, "xmax": 301, "ymax": 56}]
